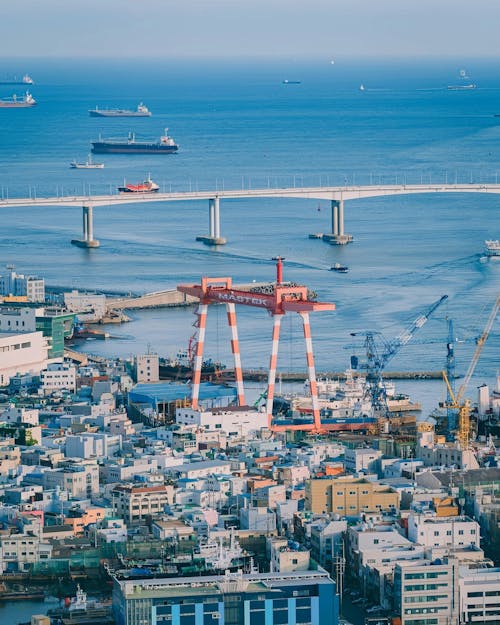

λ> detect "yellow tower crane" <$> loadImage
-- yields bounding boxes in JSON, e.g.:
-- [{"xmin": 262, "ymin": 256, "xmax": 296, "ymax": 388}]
[{"xmin": 442, "ymin": 295, "xmax": 499, "ymax": 449}]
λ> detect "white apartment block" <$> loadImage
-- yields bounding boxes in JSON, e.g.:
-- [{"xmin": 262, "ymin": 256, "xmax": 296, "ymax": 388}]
[
  {"xmin": 0, "ymin": 268, "xmax": 45, "ymax": 302},
  {"xmin": 65, "ymin": 433, "xmax": 119, "ymax": 459},
  {"xmin": 0, "ymin": 307, "xmax": 38, "ymax": 332},
  {"xmin": 176, "ymin": 406, "xmax": 267, "ymax": 437},
  {"xmin": 408, "ymin": 513, "xmax": 480, "ymax": 549},
  {"xmin": 0, "ymin": 331, "xmax": 49, "ymax": 386},
  {"xmin": 43, "ymin": 462, "xmax": 100, "ymax": 498},
  {"xmin": 40, "ymin": 362, "xmax": 76, "ymax": 395},
  {"xmin": 0, "ymin": 406, "xmax": 39, "ymax": 426},
  {"xmin": 459, "ymin": 566, "xmax": 500, "ymax": 623},
  {"xmin": 135, "ymin": 353, "xmax": 159, "ymax": 383},
  {"xmin": 173, "ymin": 459, "xmax": 232, "ymax": 480},
  {"xmin": 345, "ymin": 447, "xmax": 383, "ymax": 474}
]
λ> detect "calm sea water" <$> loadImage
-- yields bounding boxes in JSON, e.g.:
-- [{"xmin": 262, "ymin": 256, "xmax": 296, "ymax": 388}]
[{"xmin": 0, "ymin": 57, "xmax": 498, "ymax": 410}]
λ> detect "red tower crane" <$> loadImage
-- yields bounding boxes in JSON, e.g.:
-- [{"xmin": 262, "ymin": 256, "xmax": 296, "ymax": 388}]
[{"xmin": 177, "ymin": 258, "xmax": 335, "ymax": 433}]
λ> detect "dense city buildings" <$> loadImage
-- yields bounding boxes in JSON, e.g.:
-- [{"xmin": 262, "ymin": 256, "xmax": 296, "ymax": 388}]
[{"xmin": 0, "ymin": 272, "xmax": 498, "ymax": 625}]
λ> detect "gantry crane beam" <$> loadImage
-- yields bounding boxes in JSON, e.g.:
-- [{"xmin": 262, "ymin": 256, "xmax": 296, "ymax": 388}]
[{"xmin": 178, "ymin": 281, "xmax": 333, "ymax": 314}]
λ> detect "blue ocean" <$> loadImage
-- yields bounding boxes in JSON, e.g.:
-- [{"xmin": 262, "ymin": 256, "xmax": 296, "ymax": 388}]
[{"xmin": 0, "ymin": 57, "xmax": 498, "ymax": 413}]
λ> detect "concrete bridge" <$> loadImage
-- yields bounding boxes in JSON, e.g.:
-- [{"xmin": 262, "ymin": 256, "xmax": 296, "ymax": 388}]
[{"xmin": 1, "ymin": 182, "xmax": 499, "ymax": 248}]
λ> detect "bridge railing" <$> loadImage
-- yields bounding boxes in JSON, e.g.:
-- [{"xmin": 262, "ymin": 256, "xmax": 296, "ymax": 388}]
[{"xmin": 1, "ymin": 169, "xmax": 500, "ymax": 201}]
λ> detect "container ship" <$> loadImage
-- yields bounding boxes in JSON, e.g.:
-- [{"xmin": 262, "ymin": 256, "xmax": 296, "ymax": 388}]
[
  {"xmin": 0, "ymin": 91, "xmax": 36, "ymax": 108},
  {"xmin": 91, "ymin": 129, "xmax": 178, "ymax": 154},
  {"xmin": 89, "ymin": 102, "xmax": 151, "ymax": 117}
]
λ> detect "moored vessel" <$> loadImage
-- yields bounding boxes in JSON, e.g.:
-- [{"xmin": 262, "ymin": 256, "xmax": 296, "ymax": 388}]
[
  {"xmin": 91, "ymin": 129, "xmax": 178, "ymax": 154},
  {"xmin": 118, "ymin": 174, "xmax": 159, "ymax": 193},
  {"xmin": 272, "ymin": 368, "xmax": 420, "ymax": 432},
  {"xmin": 89, "ymin": 102, "xmax": 152, "ymax": 117},
  {"xmin": 0, "ymin": 91, "xmax": 36, "ymax": 108}
]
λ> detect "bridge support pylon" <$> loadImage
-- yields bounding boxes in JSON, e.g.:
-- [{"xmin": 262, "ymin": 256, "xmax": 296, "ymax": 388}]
[
  {"xmin": 196, "ymin": 197, "xmax": 227, "ymax": 246},
  {"xmin": 71, "ymin": 205, "xmax": 100, "ymax": 248},
  {"xmin": 322, "ymin": 199, "xmax": 353, "ymax": 245}
]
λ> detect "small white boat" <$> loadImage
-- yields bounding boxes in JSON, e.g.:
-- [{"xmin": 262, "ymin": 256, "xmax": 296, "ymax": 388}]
[
  {"xmin": 70, "ymin": 154, "xmax": 104, "ymax": 169},
  {"xmin": 359, "ymin": 84, "xmax": 365, "ymax": 92},
  {"xmin": 484, "ymin": 240, "xmax": 500, "ymax": 257}
]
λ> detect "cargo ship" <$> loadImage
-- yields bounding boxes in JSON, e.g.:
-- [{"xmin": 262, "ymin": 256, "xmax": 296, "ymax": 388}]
[
  {"xmin": 89, "ymin": 102, "xmax": 151, "ymax": 117},
  {"xmin": 91, "ymin": 129, "xmax": 178, "ymax": 154},
  {"xmin": 0, "ymin": 91, "xmax": 36, "ymax": 108},
  {"xmin": 118, "ymin": 174, "xmax": 159, "ymax": 193},
  {"xmin": 0, "ymin": 73, "xmax": 34, "ymax": 85}
]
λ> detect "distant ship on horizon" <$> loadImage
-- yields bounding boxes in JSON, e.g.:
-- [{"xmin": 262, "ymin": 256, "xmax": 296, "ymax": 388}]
[
  {"xmin": 282, "ymin": 79, "xmax": 301, "ymax": 85},
  {"xmin": 0, "ymin": 73, "xmax": 34, "ymax": 86},
  {"xmin": 89, "ymin": 102, "xmax": 152, "ymax": 117},
  {"xmin": 448, "ymin": 68, "xmax": 476, "ymax": 90}
]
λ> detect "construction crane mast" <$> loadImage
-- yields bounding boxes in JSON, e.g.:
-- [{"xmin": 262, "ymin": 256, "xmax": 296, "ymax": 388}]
[
  {"xmin": 442, "ymin": 294, "xmax": 499, "ymax": 448},
  {"xmin": 351, "ymin": 295, "xmax": 448, "ymax": 415},
  {"xmin": 445, "ymin": 316, "xmax": 457, "ymax": 435}
]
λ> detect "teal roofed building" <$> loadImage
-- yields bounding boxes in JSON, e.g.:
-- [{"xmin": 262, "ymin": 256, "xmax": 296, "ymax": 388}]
[{"xmin": 36, "ymin": 309, "xmax": 75, "ymax": 358}]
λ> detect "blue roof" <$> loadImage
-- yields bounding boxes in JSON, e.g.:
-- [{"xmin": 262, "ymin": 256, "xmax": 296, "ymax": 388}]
[{"xmin": 129, "ymin": 382, "xmax": 237, "ymax": 409}]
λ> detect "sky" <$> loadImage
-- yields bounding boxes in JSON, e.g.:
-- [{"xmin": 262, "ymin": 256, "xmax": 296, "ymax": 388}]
[{"xmin": 1, "ymin": 0, "xmax": 499, "ymax": 59}]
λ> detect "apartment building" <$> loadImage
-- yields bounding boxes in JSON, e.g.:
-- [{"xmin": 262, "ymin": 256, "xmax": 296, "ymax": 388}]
[
  {"xmin": 394, "ymin": 558, "xmax": 459, "ymax": 625},
  {"xmin": 0, "ymin": 330, "xmax": 49, "ymax": 386},
  {"xmin": 112, "ymin": 484, "xmax": 175, "ymax": 525},
  {"xmin": 305, "ymin": 476, "xmax": 399, "ymax": 516}
]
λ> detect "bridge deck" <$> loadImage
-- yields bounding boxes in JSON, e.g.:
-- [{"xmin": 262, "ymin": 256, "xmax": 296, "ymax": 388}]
[{"xmin": 1, "ymin": 183, "xmax": 500, "ymax": 208}]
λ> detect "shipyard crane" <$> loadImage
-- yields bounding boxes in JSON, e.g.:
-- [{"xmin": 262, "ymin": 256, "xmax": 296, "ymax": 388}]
[
  {"xmin": 350, "ymin": 295, "xmax": 448, "ymax": 416},
  {"xmin": 177, "ymin": 257, "xmax": 335, "ymax": 433},
  {"xmin": 442, "ymin": 294, "xmax": 499, "ymax": 449}
]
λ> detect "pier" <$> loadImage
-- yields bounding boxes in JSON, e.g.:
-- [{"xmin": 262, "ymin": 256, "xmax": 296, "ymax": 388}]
[
  {"xmin": 221, "ymin": 369, "xmax": 446, "ymax": 382},
  {"xmin": 1, "ymin": 182, "xmax": 500, "ymax": 248}
]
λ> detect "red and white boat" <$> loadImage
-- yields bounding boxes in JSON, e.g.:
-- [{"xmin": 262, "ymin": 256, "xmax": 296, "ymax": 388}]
[{"xmin": 117, "ymin": 174, "xmax": 160, "ymax": 193}]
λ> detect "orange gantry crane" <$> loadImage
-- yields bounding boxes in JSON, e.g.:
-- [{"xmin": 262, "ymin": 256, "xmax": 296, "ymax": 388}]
[{"xmin": 177, "ymin": 258, "xmax": 335, "ymax": 433}]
